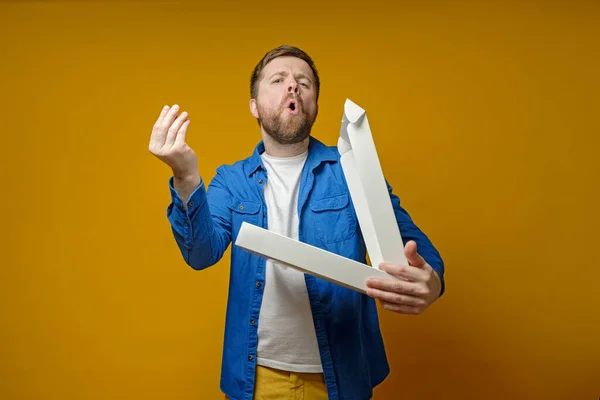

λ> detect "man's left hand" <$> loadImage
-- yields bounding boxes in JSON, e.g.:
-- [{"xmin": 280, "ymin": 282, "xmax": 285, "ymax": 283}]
[{"xmin": 365, "ymin": 240, "xmax": 442, "ymax": 315}]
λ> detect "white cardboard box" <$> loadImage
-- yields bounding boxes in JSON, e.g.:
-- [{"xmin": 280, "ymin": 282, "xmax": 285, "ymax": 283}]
[
  {"xmin": 338, "ymin": 99, "xmax": 408, "ymax": 269},
  {"xmin": 234, "ymin": 222, "xmax": 395, "ymax": 293},
  {"xmin": 234, "ymin": 99, "xmax": 405, "ymax": 293}
]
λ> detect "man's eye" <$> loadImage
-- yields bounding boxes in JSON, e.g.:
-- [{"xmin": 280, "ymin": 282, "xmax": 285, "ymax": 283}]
[
  {"xmin": 273, "ymin": 79, "xmax": 281, "ymax": 84},
  {"xmin": 300, "ymin": 82, "xmax": 309, "ymax": 87}
]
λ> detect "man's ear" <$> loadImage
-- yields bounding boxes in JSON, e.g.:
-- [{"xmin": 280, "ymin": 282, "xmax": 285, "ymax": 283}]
[{"xmin": 249, "ymin": 98, "xmax": 259, "ymax": 119}]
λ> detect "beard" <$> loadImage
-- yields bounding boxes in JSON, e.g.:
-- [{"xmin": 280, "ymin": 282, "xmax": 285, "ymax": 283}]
[{"xmin": 256, "ymin": 97, "xmax": 317, "ymax": 145}]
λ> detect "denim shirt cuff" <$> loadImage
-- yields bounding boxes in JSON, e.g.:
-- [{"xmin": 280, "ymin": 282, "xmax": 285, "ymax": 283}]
[{"xmin": 167, "ymin": 176, "xmax": 206, "ymax": 246}]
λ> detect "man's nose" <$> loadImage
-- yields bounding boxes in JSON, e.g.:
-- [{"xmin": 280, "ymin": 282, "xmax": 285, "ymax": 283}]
[{"xmin": 287, "ymin": 80, "xmax": 298, "ymax": 94}]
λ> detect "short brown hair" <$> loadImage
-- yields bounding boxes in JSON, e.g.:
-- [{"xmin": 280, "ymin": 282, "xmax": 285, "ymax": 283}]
[{"xmin": 250, "ymin": 45, "xmax": 320, "ymax": 100}]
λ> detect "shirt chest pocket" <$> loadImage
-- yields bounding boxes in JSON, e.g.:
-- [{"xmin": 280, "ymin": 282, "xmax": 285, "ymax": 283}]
[
  {"xmin": 310, "ymin": 193, "xmax": 357, "ymax": 244},
  {"xmin": 228, "ymin": 199, "xmax": 262, "ymax": 228}
]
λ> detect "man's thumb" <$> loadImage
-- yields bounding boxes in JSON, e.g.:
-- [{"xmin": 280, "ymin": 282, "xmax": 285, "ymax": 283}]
[{"xmin": 404, "ymin": 241, "xmax": 426, "ymax": 267}]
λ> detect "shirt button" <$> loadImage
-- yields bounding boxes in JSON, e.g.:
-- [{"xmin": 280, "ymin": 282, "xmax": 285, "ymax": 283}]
[
  {"xmin": 248, "ymin": 355, "xmax": 253, "ymax": 361},
  {"xmin": 256, "ymin": 282, "xmax": 261, "ymax": 288},
  {"xmin": 239, "ymin": 205, "xmax": 244, "ymax": 210},
  {"xmin": 188, "ymin": 201, "xmax": 194, "ymax": 207},
  {"xmin": 258, "ymin": 179, "xmax": 263, "ymax": 184},
  {"xmin": 250, "ymin": 318, "xmax": 255, "ymax": 324}
]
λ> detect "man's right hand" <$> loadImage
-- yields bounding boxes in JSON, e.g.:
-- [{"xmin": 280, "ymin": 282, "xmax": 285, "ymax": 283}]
[{"xmin": 149, "ymin": 104, "xmax": 201, "ymax": 204}]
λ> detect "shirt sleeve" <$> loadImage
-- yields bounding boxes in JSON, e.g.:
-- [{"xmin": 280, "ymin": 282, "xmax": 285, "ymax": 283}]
[
  {"xmin": 166, "ymin": 167, "xmax": 233, "ymax": 270},
  {"xmin": 386, "ymin": 181, "xmax": 446, "ymax": 296}
]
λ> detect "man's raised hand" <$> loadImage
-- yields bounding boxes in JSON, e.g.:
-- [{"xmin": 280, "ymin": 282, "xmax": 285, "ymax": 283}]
[
  {"xmin": 149, "ymin": 104, "xmax": 200, "ymax": 204},
  {"xmin": 149, "ymin": 104, "xmax": 197, "ymax": 179}
]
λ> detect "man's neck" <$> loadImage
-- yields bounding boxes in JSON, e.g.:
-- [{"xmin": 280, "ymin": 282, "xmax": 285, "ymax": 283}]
[{"xmin": 261, "ymin": 131, "xmax": 310, "ymax": 158}]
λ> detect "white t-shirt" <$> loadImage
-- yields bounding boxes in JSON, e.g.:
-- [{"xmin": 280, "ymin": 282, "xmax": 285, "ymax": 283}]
[{"xmin": 256, "ymin": 150, "xmax": 323, "ymax": 373}]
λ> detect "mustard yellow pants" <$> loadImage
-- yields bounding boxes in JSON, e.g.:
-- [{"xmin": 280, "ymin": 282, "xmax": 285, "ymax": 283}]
[{"xmin": 226, "ymin": 364, "xmax": 328, "ymax": 400}]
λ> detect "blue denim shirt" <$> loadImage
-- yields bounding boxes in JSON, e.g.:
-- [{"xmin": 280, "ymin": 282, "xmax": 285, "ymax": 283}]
[{"xmin": 166, "ymin": 137, "xmax": 445, "ymax": 400}]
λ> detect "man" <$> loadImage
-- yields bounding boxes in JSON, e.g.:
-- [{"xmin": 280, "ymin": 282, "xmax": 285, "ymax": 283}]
[{"xmin": 149, "ymin": 45, "xmax": 445, "ymax": 400}]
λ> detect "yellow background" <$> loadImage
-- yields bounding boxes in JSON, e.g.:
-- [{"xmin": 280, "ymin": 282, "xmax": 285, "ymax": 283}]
[{"xmin": 1, "ymin": 0, "xmax": 598, "ymax": 399}]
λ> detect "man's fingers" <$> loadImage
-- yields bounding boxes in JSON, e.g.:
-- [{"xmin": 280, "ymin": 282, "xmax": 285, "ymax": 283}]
[
  {"xmin": 378, "ymin": 300, "xmax": 422, "ymax": 315},
  {"xmin": 366, "ymin": 277, "xmax": 426, "ymax": 297},
  {"xmin": 366, "ymin": 287, "xmax": 426, "ymax": 308},
  {"xmin": 174, "ymin": 120, "xmax": 191, "ymax": 147},
  {"xmin": 156, "ymin": 105, "xmax": 170, "ymax": 125},
  {"xmin": 149, "ymin": 105, "xmax": 171, "ymax": 150},
  {"xmin": 159, "ymin": 104, "xmax": 181, "ymax": 133},
  {"xmin": 405, "ymin": 240, "xmax": 427, "ymax": 267},
  {"xmin": 164, "ymin": 110, "xmax": 188, "ymax": 148},
  {"xmin": 379, "ymin": 262, "xmax": 428, "ymax": 282}
]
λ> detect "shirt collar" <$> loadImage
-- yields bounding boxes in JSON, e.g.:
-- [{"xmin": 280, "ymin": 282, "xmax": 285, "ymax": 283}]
[{"xmin": 245, "ymin": 136, "xmax": 338, "ymax": 177}]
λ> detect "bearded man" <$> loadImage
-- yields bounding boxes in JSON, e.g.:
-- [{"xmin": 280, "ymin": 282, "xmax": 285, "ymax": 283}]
[{"xmin": 149, "ymin": 45, "xmax": 445, "ymax": 400}]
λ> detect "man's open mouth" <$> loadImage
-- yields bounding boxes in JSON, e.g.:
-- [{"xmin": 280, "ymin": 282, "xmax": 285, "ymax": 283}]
[{"xmin": 287, "ymin": 100, "xmax": 299, "ymax": 114}]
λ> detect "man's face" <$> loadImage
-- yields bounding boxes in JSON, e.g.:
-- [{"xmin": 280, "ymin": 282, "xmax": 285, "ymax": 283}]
[{"xmin": 251, "ymin": 56, "xmax": 318, "ymax": 145}]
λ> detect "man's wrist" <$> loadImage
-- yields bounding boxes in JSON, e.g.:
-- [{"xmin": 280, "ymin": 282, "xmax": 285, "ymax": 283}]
[
  {"xmin": 172, "ymin": 172, "xmax": 201, "ymax": 205},
  {"xmin": 173, "ymin": 171, "xmax": 200, "ymax": 185}
]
